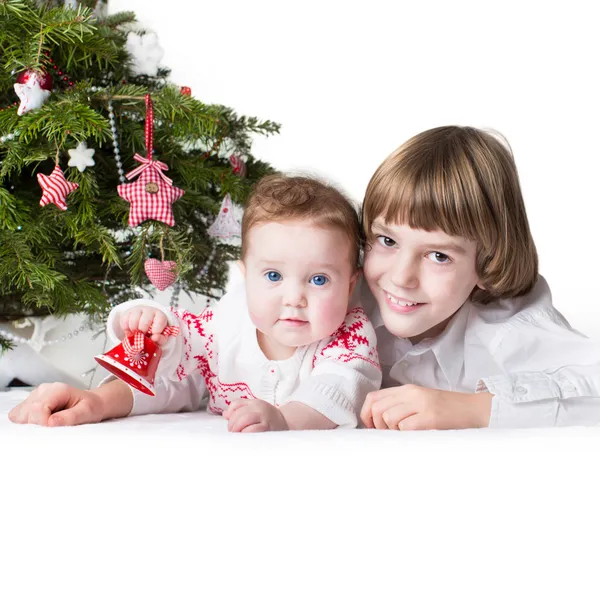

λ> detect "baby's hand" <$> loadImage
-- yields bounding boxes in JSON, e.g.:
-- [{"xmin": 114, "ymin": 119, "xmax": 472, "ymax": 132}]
[
  {"xmin": 8, "ymin": 382, "xmax": 106, "ymax": 427},
  {"xmin": 223, "ymin": 399, "xmax": 289, "ymax": 433},
  {"xmin": 120, "ymin": 306, "xmax": 170, "ymax": 346}
]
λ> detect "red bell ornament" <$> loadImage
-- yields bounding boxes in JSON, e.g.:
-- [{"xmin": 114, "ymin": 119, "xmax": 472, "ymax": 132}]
[{"xmin": 95, "ymin": 326, "xmax": 179, "ymax": 396}]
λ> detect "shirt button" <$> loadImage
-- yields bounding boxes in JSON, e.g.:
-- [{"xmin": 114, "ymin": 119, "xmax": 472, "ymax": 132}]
[{"xmin": 515, "ymin": 386, "xmax": 527, "ymax": 396}]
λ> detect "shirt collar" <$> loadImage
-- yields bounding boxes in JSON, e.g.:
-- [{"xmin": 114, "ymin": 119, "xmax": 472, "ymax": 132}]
[
  {"xmin": 424, "ymin": 301, "xmax": 471, "ymax": 389},
  {"xmin": 365, "ymin": 286, "xmax": 471, "ymax": 390}
]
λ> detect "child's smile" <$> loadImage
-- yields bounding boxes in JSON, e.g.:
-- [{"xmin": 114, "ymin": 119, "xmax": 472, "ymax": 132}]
[{"xmin": 384, "ymin": 290, "xmax": 425, "ymax": 313}]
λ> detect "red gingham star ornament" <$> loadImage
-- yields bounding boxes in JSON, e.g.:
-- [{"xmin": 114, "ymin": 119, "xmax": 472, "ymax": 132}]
[
  {"xmin": 117, "ymin": 153, "xmax": 184, "ymax": 226},
  {"xmin": 117, "ymin": 95, "xmax": 184, "ymax": 227},
  {"xmin": 37, "ymin": 164, "xmax": 79, "ymax": 211}
]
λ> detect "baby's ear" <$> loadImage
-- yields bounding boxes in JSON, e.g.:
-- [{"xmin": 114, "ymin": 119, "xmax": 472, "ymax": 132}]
[
  {"xmin": 237, "ymin": 260, "xmax": 246, "ymax": 278},
  {"xmin": 349, "ymin": 269, "xmax": 360, "ymax": 295}
]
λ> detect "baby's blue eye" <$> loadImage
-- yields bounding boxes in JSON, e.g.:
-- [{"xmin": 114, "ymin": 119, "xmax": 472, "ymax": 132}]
[
  {"xmin": 265, "ymin": 271, "xmax": 281, "ymax": 282},
  {"xmin": 310, "ymin": 275, "xmax": 329, "ymax": 286}
]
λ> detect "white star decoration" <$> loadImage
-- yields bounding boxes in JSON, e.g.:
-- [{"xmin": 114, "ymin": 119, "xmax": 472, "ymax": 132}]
[
  {"xmin": 126, "ymin": 32, "xmax": 165, "ymax": 77},
  {"xmin": 13, "ymin": 74, "xmax": 51, "ymax": 116},
  {"xmin": 67, "ymin": 141, "xmax": 96, "ymax": 172}
]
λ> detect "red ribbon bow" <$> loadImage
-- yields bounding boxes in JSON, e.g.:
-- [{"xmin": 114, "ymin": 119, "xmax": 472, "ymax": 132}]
[
  {"xmin": 125, "ymin": 153, "xmax": 173, "ymax": 185},
  {"xmin": 122, "ymin": 325, "xmax": 180, "ymax": 366}
]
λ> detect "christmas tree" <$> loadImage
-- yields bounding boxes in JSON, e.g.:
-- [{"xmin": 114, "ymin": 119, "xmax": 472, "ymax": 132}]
[{"xmin": 0, "ymin": 0, "xmax": 279, "ymax": 353}]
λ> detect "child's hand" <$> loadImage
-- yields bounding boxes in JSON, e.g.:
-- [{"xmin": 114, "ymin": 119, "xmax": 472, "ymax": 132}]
[
  {"xmin": 360, "ymin": 385, "xmax": 492, "ymax": 430},
  {"xmin": 8, "ymin": 382, "xmax": 107, "ymax": 427},
  {"xmin": 223, "ymin": 399, "xmax": 289, "ymax": 433},
  {"xmin": 120, "ymin": 306, "xmax": 170, "ymax": 346}
]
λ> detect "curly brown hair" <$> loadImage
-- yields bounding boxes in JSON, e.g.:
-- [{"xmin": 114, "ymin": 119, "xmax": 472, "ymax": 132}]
[{"xmin": 242, "ymin": 174, "xmax": 362, "ymax": 269}]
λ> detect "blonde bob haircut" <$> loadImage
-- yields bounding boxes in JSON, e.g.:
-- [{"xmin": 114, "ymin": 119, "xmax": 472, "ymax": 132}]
[
  {"xmin": 242, "ymin": 174, "xmax": 362, "ymax": 269},
  {"xmin": 362, "ymin": 126, "xmax": 538, "ymax": 304}
]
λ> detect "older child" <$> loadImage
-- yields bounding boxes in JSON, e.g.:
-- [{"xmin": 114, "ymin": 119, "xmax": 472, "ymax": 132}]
[
  {"xmin": 360, "ymin": 125, "xmax": 600, "ymax": 430},
  {"xmin": 10, "ymin": 176, "xmax": 381, "ymax": 431}
]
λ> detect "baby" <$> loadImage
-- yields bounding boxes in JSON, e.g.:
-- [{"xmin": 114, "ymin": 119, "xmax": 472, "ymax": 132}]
[{"xmin": 9, "ymin": 175, "xmax": 381, "ymax": 431}]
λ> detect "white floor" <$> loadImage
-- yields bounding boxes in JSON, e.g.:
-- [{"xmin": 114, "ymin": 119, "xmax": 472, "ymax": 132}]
[{"xmin": 2, "ymin": 390, "xmax": 600, "ymax": 599}]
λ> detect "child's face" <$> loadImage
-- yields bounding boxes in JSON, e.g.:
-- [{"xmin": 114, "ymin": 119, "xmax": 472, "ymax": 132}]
[
  {"xmin": 363, "ymin": 219, "xmax": 481, "ymax": 343},
  {"xmin": 240, "ymin": 220, "xmax": 357, "ymax": 357}
]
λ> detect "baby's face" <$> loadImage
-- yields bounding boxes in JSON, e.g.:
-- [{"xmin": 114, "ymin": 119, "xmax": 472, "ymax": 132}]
[{"xmin": 241, "ymin": 220, "xmax": 357, "ymax": 358}]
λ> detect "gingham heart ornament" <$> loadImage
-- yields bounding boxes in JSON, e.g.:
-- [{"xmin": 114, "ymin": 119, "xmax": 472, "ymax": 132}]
[{"xmin": 144, "ymin": 258, "xmax": 178, "ymax": 291}]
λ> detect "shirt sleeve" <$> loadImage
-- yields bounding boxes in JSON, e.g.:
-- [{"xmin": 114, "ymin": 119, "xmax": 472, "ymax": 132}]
[
  {"xmin": 104, "ymin": 298, "xmax": 216, "ymax": 416},
  {"xmin": 289, "ymin": 307, "xmax": 382, "ymax": 428},
  {"xmin": 476, "ymin": 307, "xmax": 600, "ymax": 428}
]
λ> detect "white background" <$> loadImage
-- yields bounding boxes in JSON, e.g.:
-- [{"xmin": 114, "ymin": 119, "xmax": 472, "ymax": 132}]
[
  {"xmin": 110, "ymin": 0, "xmax": 600, "ymax": 337},
  {"xmin": 3, "ymin": 3, "xmax": 600, "ymax": 599}
]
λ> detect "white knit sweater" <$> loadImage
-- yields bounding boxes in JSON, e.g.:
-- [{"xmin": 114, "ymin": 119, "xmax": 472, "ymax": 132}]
[{"xmin": 105, "ymin": 282, "xmax": 382, "ymax": 427}]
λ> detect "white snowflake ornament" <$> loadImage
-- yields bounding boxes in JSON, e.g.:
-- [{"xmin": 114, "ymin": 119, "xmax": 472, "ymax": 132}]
[
  {"xmin": 67, "ymin": 141, "xmax": 96, "ymax": 172},
  {"xmin": 126, "ymin": 32, "xmax": 165, "ymax": 77}
]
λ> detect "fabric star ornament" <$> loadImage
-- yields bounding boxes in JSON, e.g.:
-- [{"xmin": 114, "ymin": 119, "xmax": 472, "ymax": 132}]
[
  {"xmin": 229, "ymin": 155, "xmax": 247, "ymax": 177},
  {"xmin": 126, "ymin": 32, "xmax": 165, "ymax": 77},
  {"xmin": 67, "ymin": 141, "xmax": 96, "ymax": 172},
  {"xmin": 208, "ymin": 194, "xmax": 241, "ymax": 239},
  {"xmin": 14, "ymin": 71, "xmax": 52, "ymax": 116},
  {"xmin": 37, "ymin": 165, "xmax": 79, "ymax": 211},
  {"xmin": 117, "ymin": 153, "xmax": 185, "ymax": 227}
]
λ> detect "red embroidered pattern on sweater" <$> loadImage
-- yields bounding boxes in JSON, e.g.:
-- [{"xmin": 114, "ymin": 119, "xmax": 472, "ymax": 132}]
[
  {"xmin": 205, "ymin": 374, "xmax": 260, "ymax": 414},
  {"xmin": 174, "ymin": 309, "xmax": 214, "ymax": 381},
  {"xmin": 172, "ymin": 307, "xmax": 259, "ymax": 412},
  {"xmin": 313, "ymin": 307, "xmax": 380, "ymax": 369},
  {"xmin": 194, "ymin": 354, "xmax": 260, "ymax": 414}
]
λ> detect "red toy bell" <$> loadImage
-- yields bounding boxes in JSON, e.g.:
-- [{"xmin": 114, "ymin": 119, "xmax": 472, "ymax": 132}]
[{"xmin": 95, "ymin": 326, "xmax": 179, "ymax": 396}]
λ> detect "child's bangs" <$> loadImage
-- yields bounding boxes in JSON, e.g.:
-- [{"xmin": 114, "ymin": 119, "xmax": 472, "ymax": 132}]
[{"xmin": 367, "ymin": 162, "xmax": 483, "ymax": 243}]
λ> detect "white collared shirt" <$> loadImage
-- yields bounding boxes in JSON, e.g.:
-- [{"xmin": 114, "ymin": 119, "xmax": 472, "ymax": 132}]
[{"xmin": 361, "ymin": 276, "xmax": 600, "ymax": 428}]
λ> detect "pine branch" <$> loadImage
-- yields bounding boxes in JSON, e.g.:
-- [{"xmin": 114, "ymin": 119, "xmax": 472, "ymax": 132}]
[
  {"xmin": 16, "ymin": 99, "xmax": 111, "ymax": 148},
  {"xmin": 0, "ymin": 0, "xmax": 280, "ymax": 325},
  {"xmin": 0, "ymin": 187, "xmax": 30, "ymax": 229},
  {"xmin": 101, "ymin": 11, "xmax": 136, "ymax": 29}
]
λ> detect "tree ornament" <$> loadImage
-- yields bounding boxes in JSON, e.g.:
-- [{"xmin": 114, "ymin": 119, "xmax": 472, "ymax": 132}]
[
  {"xmin": 67, "ymin": 141, "xmax": 96, "ymax": 172},
  {"xmin": 43, "ymin": 51, "xmax": 75, "ymax": 88},
  {"xmin": 126, "ymin": 32, "xmax": 165, "ymax": 77},
  {"xmin": 229, "ymin": 154, "xmax": 247, "ymax": 177},
  {"xmin": 180, "ymin": 86, "xmax": 192, "ymax": 96},
  {"xmin": 37, "ymin": 164, "xmax": 79, "ymax": 211},
  {"xmin": 95, "ymin": 325, "xmax": 179, "ymax": 396},
  {"xmin": 208, "ymin": 194, "xmax": 241, "ymax": 239},
  {"xmin": 144, "ymin": 258, "xmax": 178, "ymax": 291},
  {"xmin": 117, "ymin": 95, "xmax": 185, "ymax": 227},
  {"xmin": 14, "ymin": 70, "xmax": 52, "ymax": 116},
  {"xmin": 144, "ymin": 235, "xmax": 178, "ymax": 291},
  {"xmin": 106, "ymin": 96, "xmax": 126, "ymax": 183}
]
